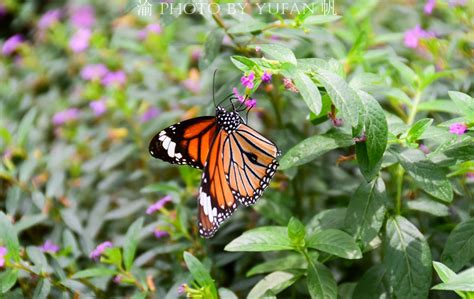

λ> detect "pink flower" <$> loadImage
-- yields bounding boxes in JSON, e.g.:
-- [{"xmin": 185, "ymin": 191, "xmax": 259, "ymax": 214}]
[
  {"xmin": 140, "ymin": 106, "xmax": 160, "ymax": 122},
  {"xmin": 232, "ymin": 88, "xmax": 256, "ymax": 108},
  {"xmin": 38, "ymin": 9, "xmax": 61, "ymax": 30},
  {"xmin": 419, "ymin": 144, "xmax": 430, "ymax": 154},
  {"xmin": 178, "ymin": 284, "xmax": 187, "ymax": 295},
  {"xmin": 449, "ymin": 0, "xmax": 466, "ymax": 6},
  {"xmin": 89, "ymin": 100, "xmax": 107, "ymax": 116},
  {"xmin": 261, "ymin": 71, "xmax": 272, "ymax": 83},
  {"xmin": 69, "ymin": 28, "xmax": 91, "ymax": 53},
  {"xmin": 424, "ymin": 0, "xmax": 436, "ymax": 14},
  {"xmin": 113, "ymin": 275, "xmax": 122, "ymax": 284},
  {"xmin": 101, "ymin": 71, "xmax": 127, "ymax": 87},
  {"xmin": 241, "ymin": 72, "xmax": 255, "ymax": 89},
  {"xmin": 191, "ymin": 48, "xmax": 202, "ymax": 61},
  {"xmin": 40, "ymin": 240, "xmax": 60, "ymax": 253},
  {"xmin": 232, "ymin": 87, "xmax": 245, "ymax": 102},
  {"xmin": 90, "ymin": 241, "xmax": 113, "ymax": 260},
  {"xmin": 255, "ymin": 46, "xmax": 261, "ymax": 53},
  {"xmin": 52, "ymin": 108, "xmax": 80, "ymax": 126},
  {"xmin": 403, "ymin": 25, "xmax": 435, "ymax": 49},
  {"xmin": 139, "ymin": 23, "xmax": 162, "ymax": 39},
  {"xmin": 70, "ymin": 5, "xmax": 95, "ymax": 29},
  {"xmin": 2, "ymin": 34, "xmax": 23, "ymax": 55},
  {"xmin": 154, "ymin": 229, "xmax": 169, "ymax": 239},
  {"xmin": 80, "ymin": 64, "xmax": 108, "ymax": 81},
  {"xmin": 182, "ymin": 78, "xmax": 200, "ymax": 93},
  {"xmin": 283, "ymin": 78, "xmax": 298, "ymax": 92},
  {"xmin": 467, "ymin": 172, "xmax": 474, "ymax": 182},
  {"xmin": 449, "ymin": 123, "xmax": 468, "ymax": 135},
  {"xmin": 146, "ymin": 195, "xmax": 172, "ymax": 214},
  {"xmin": 0, "ymin": 246, "xmax": 7, "ymax": 268}
]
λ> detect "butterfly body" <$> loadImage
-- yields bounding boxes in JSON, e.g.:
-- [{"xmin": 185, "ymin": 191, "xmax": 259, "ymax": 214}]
[{"xmin": 149, "ymin": 104, "xmax": 279, "ymax": 238}]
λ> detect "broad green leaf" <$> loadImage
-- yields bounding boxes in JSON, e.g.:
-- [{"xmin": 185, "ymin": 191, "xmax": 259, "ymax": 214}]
[
  {"xmin": 123, "ymin": 217, "xmax": 144, "ymax": 271},
  {"xmin": 293, "ymin": 71, "xmax": 322, "ymax": 115},
  {"xmin": 433, "ymin": 261, "xmax": 456, "ymax": 283},
  {"xmin": 449, "ymin": 91, "xmax": 474, "ymax": 119},
  {"xmin": 225, "ymin": 227, "xmax": 293, "ymax": 252},
  {"xmin": 71, "ymin": 267, "xmax": 117, "ymax": 279},
  {"xmin": 405, "ymin": 197, "xmax": 449, "ymax": 216},
  {"xmin": 247, "ymin": 271, "xmax": 299, "ymax": 299},
  {"xmin": 306, "ymin": 229, "xmax": 362, "ymax": 259},
  {"xmin": 228, "ymin": 19, "xmax": 266, "ymax": 34},
  {"xmin": 33, "ymin": 279, "xmax": 51, "ymax": 299},
  {"xmin": 306, "ymin": 208, "xmax": 346, "ymax": 235},
  {"xmin": 390, "ymin": 60, "xmax": 417, "ymax": 87},
  {"xmin": 14, "ymin": 214, "xmax": 47, "ymax": 233},
  {"xmin": 0, "ymin": 212, "xmax": 20, "ymax": 262},
  {"xmin": 60, "ymin": 209, "xmax": 84, "ymax": 234},
  {"xmin": 344, "ymin": 178, "xmax": 387, "ymax": 249},
  {"xmin": 405, "ymin": 118, "xmax": 433, "ymax": 143},
  {"xmin": 398, "ymin": 149, "xmax": 453, "ymax": 202},
  {"xmin": 218, "ymin": 288, "xmax": 238, "ymax": 299},
  {"xmin": 314, "ymin": 68, "xmax": 361, "ymax": 127},
  {"xmin": 253, "ymin": 198, "xmax": 292, "ymax": 226},
  {"xmin": 418, "ymin": 100, "xmax": 461, "ymax": 114},
  {"xmin": 441, "ymin": 137, "xmax": 474, "ymax": 162},
  {"xmin": 353, "ymin": 265, "xmax": 389, "ymax": 299},
  {"xmin": 0, "ymin": 270, "xmax": 19, "ymax": 294},
  {"xmin": 27, "ymin": 246, "xmax": 47, "ymax": 272},
  {"xmin": 183, "ymin": 252, "xmax": 218, "ymax": 298},
  {"xmin": 432, "ymin": 267, "xmax": 474, "ymax": 292},
  {"xmin": 280, "ymin": 132, "xmax": 353, "ymax": 170},
  {"xmin": 101, "ymin": 247, "xmax": 122, "ymax": 269},
  {"xmin": 16, "ymin": 108, "xmax": 37, "ymax": 147},
  {"xmin": 307, "ymin": 262, "xmax": 337, "ymax": 299},
  {"xmin": 355, "ymin": 91, "xmax": 388, "ymax": 180},
  {"xmin": 441, "ymin": 218, "xmax": 474, "ymax": 272},
  {"xmin": 199, "ymin": 28, "xmax": 224, "ymax": 70},
  {"xmin": 255, "ymin": 44, "xmax": 297, "ymax": 65},
  {"xmin": 247, "ymin": 254, "xmax": 310, "ymax": 276},
  {"xmin": 230, "ymin": 55, "xmax": 257, "ymax": 72},
  {"xmin": 287, "ymin": 217, "xmax": 305, "ymax": 247},
  {"xmin": 383, "ymin": 216, "xmax": 432, "ymax": 299}
]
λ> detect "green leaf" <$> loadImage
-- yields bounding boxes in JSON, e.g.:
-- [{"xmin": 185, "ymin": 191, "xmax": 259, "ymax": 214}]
[
  {"xmin": 27, "ymin": 246, "xmax": 47, "ymax": 273},
  {"xmin": 101, "ymin": 247, "xmax": 122, "ymax": 269},
  {"xmin": 218, "ymin": 288, "xmax": 238, "ymax": 299},
  {"xmin": 279, "ymin": 132, "xmax": 354, "ymax": 170},
  {"xmin": 433, "ymin": 261, "xmax": 456, "ymax": 283},
  {"xmin": 0, "ymin": 212, "xmax": 20, "ymax": 262},
  {"xmin": 398, "ymin": 149, "xmax": 453, "ymax": 202},
  {"xmin": 225, "ymin": 227, "xmax": 293, "ymax": 252},
  {"xmin": 344, "ymin": 178, "xmax": 387, "ymax": 249},
  {"xmin": 292, "ymin": 71, "xmax": 322, "ymax": 115},
  {"xmin": 100, "ymin": 145, "xmax": 135, "ymax": 171},
  {"xmin": 353, "ymin": 265, "xmax": 390, "ymax": 299},
  {"xmin": 14, "ymin": 214, "xmax": 48, "ymax": 234},
  {"xmin": 71, "ymin": 267, "xmax": 117, "ymax": 279},
  {"xmin": 0, "ymin": 270, "xmax": 19, "ymax": 294},
  {"xmin": 449, "ymin": 91, "xmax": 474, "ymax": 119},
  {"xmin": 432, "ymin": 267, "xmax": 474, "ymax": 292},
  {"xmin": 390, "ymin": 60, "xmax": 417, "ymax": 87},
  {"xmin": 307, "ymin": 262, "xmax": 337, "ymax": 299},
  {"xmin": 247, "ymin": 253, "xmax": 310, "ymax": 276},
  {"xmin": 16, "ymin": 108, "xmax": 37, "ymax": 147},
  {"xmin": 228, "ymin": 19, "xmax": 266, "ymax": 34},
  {"xmin": 230, "ymin": 55, "xmax": 257, "ymax": 72},
  {"xmin": 303, "ymin": 15, "xmax": 341, "ymax": 25},
  {"xmin": 441, "ymin": 137, "xmax": 474, "ymax": 162},
  {"xmin": 383, "ymin": 216, "xmax": 432, "ymax": 299},
  {"xmin": 199, "ymin": 28, "xmax": 224, "ymax": 70},
  {"xmin": 33, "ymin": 279, "xmax": 51, "ymax": 299},
  {"xmin": 254, "ymin": 44, "xmax": 297, "ymax": 65},
  {"xmin": 253, "ymin": 198, "xmax": 292, "ymax": 226},
  {"xmin": 306, "ymin": 208, "xmax": 346, "ymax": 235},
  {"xmin": 247, "ymin": 271, "xmax": 299, "ymax": 299},
  {"xmin": 287, "ymin": 217, "xmax": 306, "ymax": 247},
  {"xmin": 314, "ymin": 68, "xmax": 361, "ymax": 127},
  {"xmin": 123, "ymin": 217, "xmax": 144, "ymax": 271},
  {"xmin": 405, "ymin": 118, "xmax": 433, "ymax": 143},
  {"xmin": 306, "ymin": 229, "xmax": 362, "ymax": 259},
  {"xmin": 355, "ymin": 91, "xmax": 388, "ymax": 180},
  {"xmin": 418, "ymin": 100, "xmax": 461, "ymax": 114},
  {"xmin": 405, "ymin": 197, "xmax": 449, "ymax": 216},
  {"xmin": 183, "ymin": 252, "xmax": 218, "ymax": 298},
  {"xmin": 441, "ymin": 218, "xmax": 474, "ymax": 272}
]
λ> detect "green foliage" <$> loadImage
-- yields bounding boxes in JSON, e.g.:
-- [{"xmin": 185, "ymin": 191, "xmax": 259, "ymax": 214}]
[{"xmin": 0, "ymin": 0, "xmax": 473, "ymax": 298}]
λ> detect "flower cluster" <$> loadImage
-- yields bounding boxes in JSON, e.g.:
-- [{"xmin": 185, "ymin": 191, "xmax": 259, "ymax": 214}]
[
  {"xmin": 0, "ymin": 246, "xmax": 7, "ymax": 267},
  {"xmin": 404, "ymin": 25, "xmax": 435, "ymax": 49},
  {"xmin": 449, "ymin": 123, "xmax": 468, "ymax": 135},
  {"xmin": 90, "ymin": 241, "xmax": 113, "ymax": 260}
]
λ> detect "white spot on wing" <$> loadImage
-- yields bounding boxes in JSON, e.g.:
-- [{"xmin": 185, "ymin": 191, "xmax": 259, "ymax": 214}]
[
  {"xmin": 162, "ymin": 136, "xmax": 171, "ymax": 149},
  {"xmin": 167, "ymin": 141, "xmax": 176, "ymax": 157}
]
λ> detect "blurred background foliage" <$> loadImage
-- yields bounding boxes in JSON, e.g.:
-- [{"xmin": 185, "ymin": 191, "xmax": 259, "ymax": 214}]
[{"xmin": 0, "ymin": 0, "xmax": 473, "ymax": 298}]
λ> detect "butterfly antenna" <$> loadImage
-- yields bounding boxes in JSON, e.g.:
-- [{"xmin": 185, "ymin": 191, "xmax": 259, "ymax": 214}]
[
  {"xmin": 212, "ymin": 69, "xmax": 218, "ymax": 107},
  {"xmin": 217, "ymin": 93, "xmax": 235, "ymax": 107},
  {"xmin": 245, "ymin": 106, "xmax": 253, "ymax": 123}
]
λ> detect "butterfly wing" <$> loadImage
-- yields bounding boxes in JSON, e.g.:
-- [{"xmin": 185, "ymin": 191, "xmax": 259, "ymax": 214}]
[
  {"xmin": 198, "ymin": 129, "xmax": 238, "ymax": 238},
  {"xmin": 149, "ymin": 116, "xmax": 217, "ymax": 169},
  {"xmin": 222, "ymin": 124, "xmax": 279, "ymax": 207}
]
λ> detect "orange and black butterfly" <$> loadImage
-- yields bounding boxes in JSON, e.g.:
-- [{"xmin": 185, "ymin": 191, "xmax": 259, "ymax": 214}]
[{"xmin": 149, "ymin": 94, "xmax": 280, "ymax": 238}]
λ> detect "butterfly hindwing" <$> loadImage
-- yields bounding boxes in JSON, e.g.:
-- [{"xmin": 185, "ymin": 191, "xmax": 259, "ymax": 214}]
[
  {"xmin": 149, "ymin": 116, "xmax": 217, "ymax": 169},
  {"xmin": 223, "ymin": 124, "xmax": 279, "ymax": 207},
  {"xmin": 197, "ymin": 130, "xmax": 238, "ymax": 238}
]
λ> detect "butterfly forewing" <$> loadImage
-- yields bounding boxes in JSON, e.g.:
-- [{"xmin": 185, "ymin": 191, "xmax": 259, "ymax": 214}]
[
  {"xmin": 149, "ymin": 116, "xmax": 217, "ymax": 169},
  {"xmin": 223, "ymin": 124, "xmax": 279, "ymax": 207}
]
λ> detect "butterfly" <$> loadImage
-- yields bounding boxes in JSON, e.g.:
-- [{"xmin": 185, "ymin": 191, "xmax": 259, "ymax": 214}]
[{"xmin": 148, "ymin": 94, "xmax": 280, "ymax": 238}]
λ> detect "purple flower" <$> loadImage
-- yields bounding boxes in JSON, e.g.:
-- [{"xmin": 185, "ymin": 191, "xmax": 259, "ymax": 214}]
[
  {"xmin": 0, "ymin": 246, "xmax": 7, "ymax": 268},
  {"xmin": 232, "ymin": 88, "xmax": 256, "ymax": 108},
  {"xmin": 261, "ymin": 71, "xmax": 272, "ymax": 83},
  {"xmin": 90, "ymin": 241, "xmax": 113, "ymax": 260},
  {"xmin": 101, "ymin": 71, "xmax": 127, "ymax": 87},
  {"xmin": 467, "ymin": 172, "xmax": 474, "ymax": 182},
  {"xmin": 138, "ymin": 23, "xmax": 162, "ymax": 39},
  {"xmin": 69, "ymin": 28, "xmax": 91, "ymax": 53},
  {"xmin": 146, "ymin": 195, "xmax": 172, "ymax": 214},
  {"xmin": 70, "ymin": 5, "xmax": 95, "ymax": 29},
  {"xmin": 232, "ymin": 87, "xmax": 245, "ymax": 102},
  {"xmin": 353, "ymin": 134, "xmax": 367, "ymax": 143},
  {"xmin": 449, "ymin": 123, "xmax": 468, "ymax": 135},
  {"xmin": 191, "ymin": 48, "xmax": 202, "ymax": 61},
  {"xmin": 403, "ymin": 25, "xmax": 435, "ymax": 49},
  {"xmin": 424, "ymin": 0, "xmax": 436, "ymax": 14},
  {"xmin": 2, "ymin": 34, "xmax": 23, "ymax": 56},
  {"xmin": 241, "ymin": 72, "xmax": 255, "ymax": 89},
  {"xmin": 38, "ymin": 9, "xmax": 61, "ymax": 30},
  {"xmin": 154, "ymin": 229, "xmax": 169, "ymax": 239},
  {"xmin": 255, "ymin": 46, "xmax": 261, "ymax": 53},
  {"xmin": 90, "ymin": 99, "xmax": 107, "ymax": 116},
  {"xmin": 40, "ymin": 240, "xmax": 60, "ymax": 253},
  {"xmin": 0, "ymin": 4, "xmax": 7, "ymax": 18},
  {"xmin": 283, "ymin": 78, "xmax": 298, "ymax": 92},
  {"xmin": 80, "ymin": 64, "xmax": 108, "ymax": 81},
  {"xmin": 419, "ymin": 144, "xmax": 430, "ymax": 154},
  {"xmin": 449, "ymin": 0, "xmax": 466, "ymax": 6},
  {"xmin": 113, "ymin": 275, "xmax": 122, "ymax": 284},
  {"xmin": 140, "ymin": 106, "xmax": 160, "ymax": 122},
  {"xmin": 178, "ymin": 284, "xmax": 187, "ymax": 295},
  {"xmin": 52, "ymin": 108, "xmax": 80, "ymax": 126}
]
